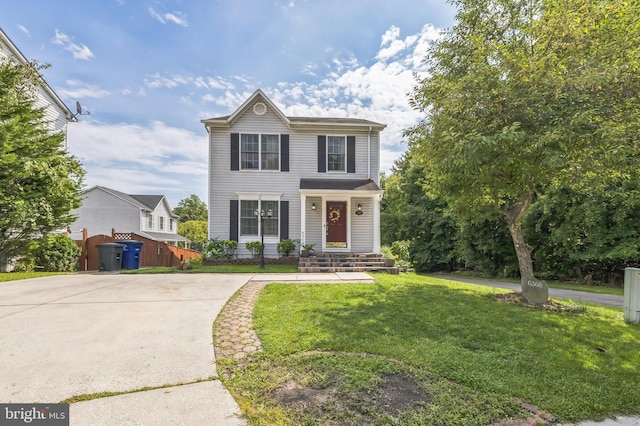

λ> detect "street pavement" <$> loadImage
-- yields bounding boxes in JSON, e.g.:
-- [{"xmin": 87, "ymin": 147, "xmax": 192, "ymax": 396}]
[{"xmin": 438, "ymin": 276, "xmax": 623, "ymax": 307}]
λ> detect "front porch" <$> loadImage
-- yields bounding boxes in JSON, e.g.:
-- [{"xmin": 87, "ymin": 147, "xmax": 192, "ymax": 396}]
[{"xmin": 298, "ymin": 252, "xmax": 399, "ymax": 274}]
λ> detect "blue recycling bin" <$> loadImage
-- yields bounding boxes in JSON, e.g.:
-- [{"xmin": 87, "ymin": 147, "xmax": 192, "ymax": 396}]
[{"xmin": 120, "ymin": 240, "xmax": 144, "ymax": 270}]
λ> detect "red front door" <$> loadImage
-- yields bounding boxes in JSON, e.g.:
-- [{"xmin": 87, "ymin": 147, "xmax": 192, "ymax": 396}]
[{"xmin": 326, "ymin": 201, "xmax": 347, "ymax": 248}]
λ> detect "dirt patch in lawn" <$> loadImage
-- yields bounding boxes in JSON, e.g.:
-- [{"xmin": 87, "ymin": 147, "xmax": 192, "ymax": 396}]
[{"xmin": 272, "ymin": 373, "xmax": 430, "ymax": 423}]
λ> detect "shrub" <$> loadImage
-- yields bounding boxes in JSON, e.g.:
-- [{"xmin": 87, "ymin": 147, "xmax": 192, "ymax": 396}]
[
  {"xmin": 277, "ymin": 239, "xmax": 296, "ymax": 257},
  {"xmin": 245, "ymin": 241, "xmax": 263, "ymax": 259},
  {"xmin": 390, "ymin": 240, "xmax": 411, "ymax": 268},
  {"xmin": 223, "ymin": 240, "xmax": 238, "ymax": 258},
  {"xmin": 204, "ymin": 237, "xmax": 226, "ymax": 259},
  {"xmin": 31, "ymin": 234, "xmax": 80, "ymax": 272}
]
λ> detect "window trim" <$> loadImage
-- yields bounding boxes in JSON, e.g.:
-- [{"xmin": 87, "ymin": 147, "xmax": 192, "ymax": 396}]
[
  {"xmin": 240, "ymin": 133, "xmax": 281, "ymax": 171},
  {"xmin": 159, "ymin": 216, "xmax": 165, "ymax": 231},
  {"xmin": 146, "ymin": 213, "xmax": 154, "ymax": 229},
  {"xmin": 326, "ymin": 135, "xmax": 347, "ymax": 173},
  {"xmin": 236, "ymin": 193, "xmax": 282, "ymax": 244}
]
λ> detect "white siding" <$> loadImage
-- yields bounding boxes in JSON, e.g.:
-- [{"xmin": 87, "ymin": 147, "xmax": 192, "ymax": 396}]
[
  {"xmin": 208, "ymin": 97, "xmax": 383, "ymax": 256},
  {"xmin": 70, "ymin": 188, "xmax": 141, "ymax": 238},
  {"xmin": 350, "ymin": 197, "xmax": 374, "ymax": 252},
  {"xmin": 149, "ymin": 199, "xmax": 179, "ymax": 237}
]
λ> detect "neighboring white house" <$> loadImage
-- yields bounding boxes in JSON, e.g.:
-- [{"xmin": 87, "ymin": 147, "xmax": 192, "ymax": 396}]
[
  {"xmin": 202, "ymin": 89, "xmax": 386, "ymax": 258},
  {"xmin": 0, "ymin": 27, "xmax": 76, "ymax": 140},
  {"xmin": 70, "ymin": 186, "xmax": 189, "ymax": 245}
]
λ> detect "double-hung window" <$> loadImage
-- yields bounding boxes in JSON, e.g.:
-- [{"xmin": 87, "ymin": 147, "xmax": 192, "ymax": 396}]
[
  {"xmin": 327, "ymin": 136, "xmax": 346, "ymax": 172},
  {"xmin": 239, "ymin": 200, "xmax": 279, "ymax": 237},
  {"xmin": 159, "ymin": 216, "xmax": 165, "ymax": 231},
  {"xmin": 241, "ymin": 134, "xmax": 279, "ymax": 170},
  {"xmin": 147, "ymin": 213, "xmax": 153, "ymax": 229}
]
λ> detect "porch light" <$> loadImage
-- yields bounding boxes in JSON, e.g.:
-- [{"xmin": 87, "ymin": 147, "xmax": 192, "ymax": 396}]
[
  {"xmin": 311, "ymin": 203, "xmax": 316, "ymax": 210},
  {"xmin": 356, "ymin": 203, "xmax": 363, "ymax": 215}
]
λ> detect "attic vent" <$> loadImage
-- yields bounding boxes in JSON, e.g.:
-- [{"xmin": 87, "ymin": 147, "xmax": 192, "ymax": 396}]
[{"xmin": 253, "ymin": 102, "xmax": 267, "ymax": 115}]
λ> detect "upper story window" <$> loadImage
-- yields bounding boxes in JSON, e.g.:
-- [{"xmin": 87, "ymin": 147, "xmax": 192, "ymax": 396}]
[
  {"xmin": 241, "ymin": 134, "xmax": 279, "ymax": 170},
  {"xmin": 147, "ymin": 213, "xmax": 153, "ymax": 229},
  {"xmin": 327, "ymin": 136, "xmax": 346, "ymax": 172},
  {"xmin": 169, "ymin": 218, "xmax": 174, "ymax": 231},
  {"xmin": 159, "ymin": 216, "xmax": 165, "ymax": 231}
]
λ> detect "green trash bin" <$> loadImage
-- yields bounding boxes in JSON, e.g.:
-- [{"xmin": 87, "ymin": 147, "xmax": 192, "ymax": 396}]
[{"xmin": 96, "ymin": 243, "xmax": 125, "ymax": 271}]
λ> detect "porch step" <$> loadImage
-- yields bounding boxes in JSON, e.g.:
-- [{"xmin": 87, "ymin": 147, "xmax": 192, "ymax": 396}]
[{"xmin": 298, "ymin": 253, "xmax": 399, "ymax": 274}]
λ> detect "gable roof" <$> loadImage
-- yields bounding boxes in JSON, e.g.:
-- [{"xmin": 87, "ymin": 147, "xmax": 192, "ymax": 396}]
[
  {"xmin": 84, "ymin": 186, "xmax": 177, "ymax": 217},
  {"xmin": 0, "ymin": 27, "xmax": 76, "ymax": 122},
  {"xmin": 201, "ymin": 89, "xmax": 386, "ymax": 131}
]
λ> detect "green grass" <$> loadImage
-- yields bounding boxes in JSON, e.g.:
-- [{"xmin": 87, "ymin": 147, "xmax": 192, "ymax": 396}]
[
  {"xmin": 431, "ymin": 272, "xmax": 624, "ymax": 296},
  {"xmin": 121, "ymin": 263, "xmax": 299, "ymax": 274},
  {"xmin": 223, "ymin": 273, "xmax": 640, "ymax": 425},
  {"xmin": 0, "ymin": 271, "xmax": 69, "ymax": 282}
]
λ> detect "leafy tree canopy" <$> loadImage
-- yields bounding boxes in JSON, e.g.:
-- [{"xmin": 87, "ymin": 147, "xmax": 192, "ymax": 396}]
[
  {"xmin": 173, "ymin": 194, "xmax": 208, "ymax": 223},
  {"xmin": 406, "ymin": 0, "xmax": 640, "ymax": 302},
  {"xmin": 0, "ymin": 56, "xmax": 84, "ymax": 261}
]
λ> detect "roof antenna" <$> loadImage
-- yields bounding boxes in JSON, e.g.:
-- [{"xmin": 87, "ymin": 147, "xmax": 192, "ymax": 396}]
[{"xmin": 71, "ymin": 101, "xmax": 90, "ymax": 119}]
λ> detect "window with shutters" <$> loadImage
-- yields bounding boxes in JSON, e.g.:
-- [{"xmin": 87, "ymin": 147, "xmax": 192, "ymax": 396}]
[
  {"xmin": 327, "ymin": 135, "xmax": 346, "ymax": 172},
  {"xmin": 240, "ymin": 134, "xmax": 279, "ymax": 170},
  {"xmin": 239, "ymin": 199, "xmax": 279, "ymax": 237}
]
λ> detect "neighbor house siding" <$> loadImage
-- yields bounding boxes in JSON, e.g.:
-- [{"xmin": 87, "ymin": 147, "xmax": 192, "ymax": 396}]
[{"xmin": 71, "ymin": 189, "xmax": 140, "ymax": 237}]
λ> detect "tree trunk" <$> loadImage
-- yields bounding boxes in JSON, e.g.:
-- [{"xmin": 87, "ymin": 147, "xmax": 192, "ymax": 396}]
[{"xmin": 504, "ymin": 193, "xmax": 549, "ymax": 304}]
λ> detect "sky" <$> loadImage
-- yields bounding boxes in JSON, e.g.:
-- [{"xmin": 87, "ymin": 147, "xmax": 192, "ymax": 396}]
[{"xmin": 0, "ymin": 0, "xmax": 457, "ymax": 209}]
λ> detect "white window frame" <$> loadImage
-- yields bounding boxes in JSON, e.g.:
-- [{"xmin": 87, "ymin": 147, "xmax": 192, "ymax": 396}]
[
  {"xmin": 327, "ymin": 135, "xmax": 347, "ymax": 173},
  {"xmin": 169, "ymin": 218, "xmax": 174, "ymax": 231},
  {"xmin": 236, "ymin": 192, "xmax": 282, "ymax": 244},
  {"xmin": 159, "ymin": 216, "xmax": 165, "ymax": 231},
  {"xmin": 240, "ymin": 133, "xmax": 280, "ymax": 171},
  {"xmin": 147, "ymin": 213, "xmax": 154, "ymax": 229}
]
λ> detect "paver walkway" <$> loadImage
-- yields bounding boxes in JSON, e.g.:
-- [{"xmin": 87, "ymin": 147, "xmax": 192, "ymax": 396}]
[{"xmin": 213, "ymin": 272, "xmax": 372, "ymax": 363}]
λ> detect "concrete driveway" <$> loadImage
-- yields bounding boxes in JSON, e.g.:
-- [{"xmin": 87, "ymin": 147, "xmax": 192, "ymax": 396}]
[{"xmin": 0, "ymin": 273, "xmax": 250, "ymax": 425}]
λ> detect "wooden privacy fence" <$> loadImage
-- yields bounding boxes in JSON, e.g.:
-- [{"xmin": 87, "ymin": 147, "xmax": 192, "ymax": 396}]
[{"xmin": 75, "ymin": 228, "xmax": 201, "ymax": 271}]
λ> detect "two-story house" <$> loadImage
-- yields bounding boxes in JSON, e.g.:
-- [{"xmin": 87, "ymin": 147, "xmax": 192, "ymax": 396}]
[
  {"xmin": 202, "ymin": 90, "xmax": 385, "ymax": 258},
  {"xmin": 71, "ymin": 186, "xmax": 188, "ymax": 246},
  {"xmin": 0, "ymin": 28, "xmax": 76, "ymax": 139}
]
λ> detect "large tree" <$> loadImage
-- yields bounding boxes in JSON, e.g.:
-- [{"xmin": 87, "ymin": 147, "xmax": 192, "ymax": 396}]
[
  {"xmin": 173, "ymin": 194, "xmax": 208, "ymax": 223},
  {"xmin": 0, "ymin": 57, "xmax": 84, "ymax": 263},
  {"xmin": 407, "ymin": 0, "xmax": 640, "ymax": 303}
]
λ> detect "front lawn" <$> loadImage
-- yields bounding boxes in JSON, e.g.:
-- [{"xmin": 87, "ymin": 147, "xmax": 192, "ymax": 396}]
[
  {"xmin": 0, "ymin": 272, "xmax": 69, "ymax": 282},
  {"xmin": 221, "ymin": 273, "xmax": 640, "ymax": 425}
]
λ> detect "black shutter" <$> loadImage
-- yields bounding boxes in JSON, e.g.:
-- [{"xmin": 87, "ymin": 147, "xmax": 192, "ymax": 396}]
[
  {"xmin": 281, "ymin": 134, "xmax": 289, "ymax": 172},
  {"xmin": 230, "ymin": 133, "xmax": 239, "ymax": 171},
  {"xmin": 347, "ymin": 135, "xmax": 356, "ymax": 173},
  {"xmin": 280, "ymin": 200, "xmax": 289, "ymax": 240},
  {"xmin": 229, "ymin": 200, "xmax": 238, "ymax": 241},
  {"xmin": 317, "ymin": 135, "xmax": 326, "ymax": 173}
]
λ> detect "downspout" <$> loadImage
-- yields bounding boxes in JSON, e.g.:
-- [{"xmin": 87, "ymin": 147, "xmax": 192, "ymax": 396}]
[{"xmin": 368, "ymin": 126, "xmax": 372, "ymax": 180}]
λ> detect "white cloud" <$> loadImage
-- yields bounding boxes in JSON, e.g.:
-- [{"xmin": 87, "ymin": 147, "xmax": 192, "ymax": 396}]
[
  {"xmin": 67, "ymin": 120, "xmax": 207, "ymax": 205},
  {"xmin": 58, "ymin": 80, "xmax": 110, "ymax": 98},
  {"xmin": 148, "ymin": 7, "xmax": 188, "ymax": 27},
  {"xmin": 52, "ymin": 30, "xmax": 94, "ymax": 61},
  {"xmin": 17, "ymin": 24, "xmax": 29, "ymax": 36}
]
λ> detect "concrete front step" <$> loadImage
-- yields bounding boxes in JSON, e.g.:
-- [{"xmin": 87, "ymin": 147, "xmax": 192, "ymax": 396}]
[{"xmin": 298, "ymin": 253, "xmax": 397, "ymax": 274}]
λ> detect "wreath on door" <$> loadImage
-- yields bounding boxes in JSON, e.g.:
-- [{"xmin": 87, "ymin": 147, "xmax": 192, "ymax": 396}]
[{"xmin": 329, "ymin": 209, "xmax": 341, "ymax": 223}]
